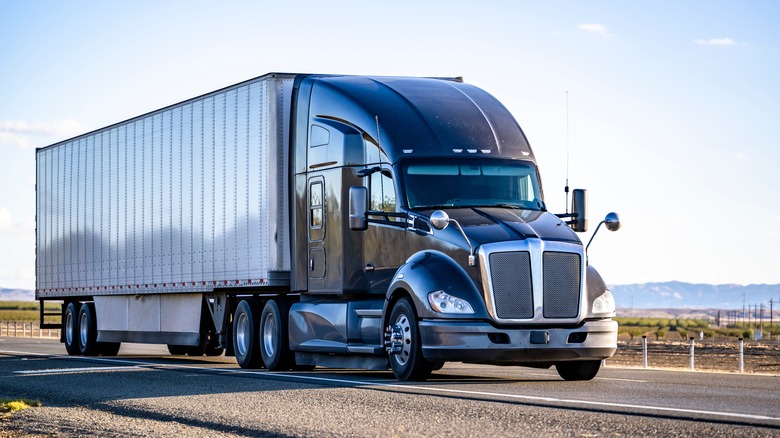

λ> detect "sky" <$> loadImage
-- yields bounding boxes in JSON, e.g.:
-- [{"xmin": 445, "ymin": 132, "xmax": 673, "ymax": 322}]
[{"xmin": 1, "ymin": 1, "xmax": 779, "ymax": 290}]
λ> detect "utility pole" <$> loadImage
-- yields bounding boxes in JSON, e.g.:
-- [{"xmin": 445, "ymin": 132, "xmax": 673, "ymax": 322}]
[{"xmin": 770, "ymin": 298, "xmax": 773, "ymax": 328}]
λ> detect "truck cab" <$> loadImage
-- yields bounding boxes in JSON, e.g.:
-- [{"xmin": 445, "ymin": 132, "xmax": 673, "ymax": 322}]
[{"xmin": 286, "ymin": 75, "xmax": 619, "ymax": 380}]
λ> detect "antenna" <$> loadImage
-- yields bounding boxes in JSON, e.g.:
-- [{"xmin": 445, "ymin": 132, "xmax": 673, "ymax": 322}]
[
  {"xmin": 375, "ymin": 116, "xmax": 381, "ymax": 149},
  {"xmin": 565, "ymin": 91, "xmax": 570, "ymax": 214}
]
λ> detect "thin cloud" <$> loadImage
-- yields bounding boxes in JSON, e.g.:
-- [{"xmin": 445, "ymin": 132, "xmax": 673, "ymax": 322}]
[
  {"xmin": 0, "ymin": 207, "xmax": 13, "ymax": 232},
  {"xmin": 0, "ymin": 119, "xmax": 88, "ymax": 148},
  {"xmin": 694, "ymin": 37, "xmax": 736, "ymax": 46},
  {"xmin": 577, "ymin": 23, "xmax": 612, "ymax": 38}
]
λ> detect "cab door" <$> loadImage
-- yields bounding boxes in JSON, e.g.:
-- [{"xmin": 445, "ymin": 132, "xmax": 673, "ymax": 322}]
[{"xmin": 363, "ymin": 167, "xmax": 406, "ymax": 293}]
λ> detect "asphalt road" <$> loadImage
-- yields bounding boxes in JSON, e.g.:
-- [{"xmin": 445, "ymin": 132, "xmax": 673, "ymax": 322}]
[{"xmin": 1, "ymin": 337, "xmax": 778, "ymax": 437}]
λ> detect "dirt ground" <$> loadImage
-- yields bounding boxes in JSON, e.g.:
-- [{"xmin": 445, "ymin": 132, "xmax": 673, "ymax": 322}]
[{"xmin": 606, "ymin": 338, "xmax": 780, "ymax": 375}]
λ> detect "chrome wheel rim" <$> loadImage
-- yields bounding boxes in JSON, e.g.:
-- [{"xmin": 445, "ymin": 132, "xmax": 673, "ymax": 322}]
[
  {"xmin": 79, "ymin": 311, "xmax": 88, "ymax": 347},
  {"xmin": 393, "ymin": 313, "xmax": 412, "ymax": 366},
  {"xmin": 235, "ymin": 312, "xmax": 249, "ymax": 357},
  {"xmin": 263, "ymin": 313, "xmax": 276, "ymax": 358},
  {"xmin": 65, "ymin": 311, "xmax": 74, "ymax": 346}
]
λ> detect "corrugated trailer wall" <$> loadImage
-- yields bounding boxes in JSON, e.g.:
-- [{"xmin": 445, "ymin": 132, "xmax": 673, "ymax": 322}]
[{"xmin": 36, "ymin": 74, "xmax": 293, "ymax": 299}]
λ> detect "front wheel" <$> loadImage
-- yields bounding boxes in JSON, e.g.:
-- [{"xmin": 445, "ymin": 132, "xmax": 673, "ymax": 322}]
[
  {"xmin": 555, "ymin": 360, "xmax": 601, "ymax": 381},
  {"xmin": 388, "ymin": 297, "xmax": 433, "ymax": 381}
]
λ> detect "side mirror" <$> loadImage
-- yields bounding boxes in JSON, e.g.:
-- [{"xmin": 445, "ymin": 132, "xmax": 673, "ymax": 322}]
[
  {"xmin": 604, "ymin": 212, "xmax": 621, "ymax": 232},
  {"xmin": 571, "ymin": 189, "xmax": 588, "ymax": 232},
  {"xmin": 349, "ymin": 186, "xmax": 368, "ymax": 231},
  {"xmin": 430, "ymin": 210, "xmax": 450, "ymax": 231}
]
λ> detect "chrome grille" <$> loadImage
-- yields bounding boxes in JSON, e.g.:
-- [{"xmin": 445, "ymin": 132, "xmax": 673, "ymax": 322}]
[
  {"xmin": 488, "ymin": 251, "xmax": 533, "ymax": 319},
  {"xmin": 542, "ymin": 252, "xmax": 581, "ymax": 318}
]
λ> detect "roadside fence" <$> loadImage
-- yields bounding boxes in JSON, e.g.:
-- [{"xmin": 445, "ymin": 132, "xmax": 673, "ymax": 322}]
[{"xmin": 0, "ymin": 321, "xmax": 60, "ymax": 339}]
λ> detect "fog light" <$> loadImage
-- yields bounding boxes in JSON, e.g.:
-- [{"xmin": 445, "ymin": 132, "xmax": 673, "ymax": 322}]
[
  {"xmin": 592, "ymin": 290, "xmax": 616, "ymax": 315},
  {"xmin": 428, "ymin": 291, "xmax": 475, "ymax": 314}
]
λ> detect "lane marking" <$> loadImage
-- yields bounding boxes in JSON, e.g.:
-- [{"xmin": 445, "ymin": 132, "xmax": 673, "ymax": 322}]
[
  {"xmin": 15, "ymin": 366, "xmax": 143, "ymax": 375},
  {"xmin": 520, "ymin": 371, "xmax": 649, "ymax": 383},
  {"xmin": 2, "ymin": 349, "xmax": 778, "ymax": 423}
]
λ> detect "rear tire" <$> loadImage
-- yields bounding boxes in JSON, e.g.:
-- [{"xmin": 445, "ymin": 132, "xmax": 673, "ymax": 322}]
[
  {"xmin": 63, "ymin": 302, "xmax": 80, "ymax": 356},
  {"xmin": 186, "ymin": 336, "xmax": 208, "ymax": 356},
  {"xmin": 99, "ymin": 342, "xmax": 121, "ymax": 357},
  {"xmin": 78, "ymin": 303, "xmax": 99, "ymax": 356},
  {"xmin": 233, "ymin": 300, "xmax": 264, "ymax": 369},
  {"xmin": 167, "ymin": 345, "xmax": 188, "ymax": 355},
  {"xmin": 260, "ymin": 298, "xmax": 294, "ymax": 371},
  {"xmin": 388, "ymin": 298, "xmax": 433, "ymax": 381},
  {"xmin": 556, "ymin": 360, "xmax": 601, "ymax": 381}
]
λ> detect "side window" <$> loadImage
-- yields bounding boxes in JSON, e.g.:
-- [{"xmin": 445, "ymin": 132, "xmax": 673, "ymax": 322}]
[
  {"xmin": 308, "ymin": 177, "xmax": 325, "ymax": 241},
  {"xmin": 369, "ymin": 170, "xmax": 397, "ymax": 219},
  {"xmin": 310, "ymin": 181, "xmax": 324, "ymax": 229}
]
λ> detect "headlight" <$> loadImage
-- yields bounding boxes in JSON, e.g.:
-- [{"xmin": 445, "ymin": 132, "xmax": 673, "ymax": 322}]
[
  {"xmin": 592, "ymin": 290, "xmax": 616, "ymax": 315},
  {"xmin": 428, "ymin": 290, "xmax": 475, "ymax": 314}
]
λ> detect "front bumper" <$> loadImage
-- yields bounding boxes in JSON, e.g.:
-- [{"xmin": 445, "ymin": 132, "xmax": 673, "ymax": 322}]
[{"xmin": 419, "ymin": 318, "xmax": 617, "ymax": 365}]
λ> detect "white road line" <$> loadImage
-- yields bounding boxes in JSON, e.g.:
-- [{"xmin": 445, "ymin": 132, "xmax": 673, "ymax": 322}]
[
  {"xmin": 2, "ymin": 349, "xmax": 778, "ymax": 422},
  {"xmin": 520, "ymin": 371, "xmax": 649, "ymax": 383},
  {"xmin": 15, "ymin": 366, "xmax": 143, "ymax": 375}
]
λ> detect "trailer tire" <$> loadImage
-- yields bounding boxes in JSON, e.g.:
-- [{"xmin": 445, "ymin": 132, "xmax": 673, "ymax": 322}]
[
  {"xmin": 233, "ymin": 300, "xmax": 264, "ymax": 369},
  {"xmin": 99, "ymin": 342, "xmax": 121, "ymax": 356},
  {"xmin": 388, "ymin": 298, "xmax": 433, "ymax": 381},
  {"xmin": 63, "ymin": 302, "xmax": 81, "ymax": 356},
  {"xmin": 78, "ymin": 303, "xmax": 100, "ymax": 356},
  {"xmin": 260, "ymin": 298, "xmax": 294, "ymax": 371},
  {"xmin": 167, "ymin": 345, "xmax": 187, "ymax": 355},
  {"xmin": 555, "ymin": 360, "xmax": 601, "ymax": 381},
  {"xmin": 186, "ymin": 336, "xmax": 208, "ymax": 356}
]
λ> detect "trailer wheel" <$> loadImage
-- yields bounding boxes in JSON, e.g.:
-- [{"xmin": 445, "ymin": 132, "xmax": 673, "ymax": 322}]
[
  {"xmin": 388, "ymin": 298, "xmax": 433, "ymax": 381},
  {"xmin": 167, "ymin": 345, "xmax": 187, "ymax": 355},
  {"xmin": 233, "ymin": 300, "xmax": 264, "ymax": 368},
  {"xmin": 555, "ymin": 360, "xmax": 601, "ymax": 381},
  {"xmin": 78, "ymin": 303, "xmax": 100, "ymax": 356},
  {"xmin": 186, "ymin": 336, "xmax": 208, "ymax": 356},
  {"xmin": 260, "ymin": 298, "xmax": 294, "ymax": 371},
  {"xmin": 99, "ymin": 342, "xmax": 121, "ymax": 357},
  {"xmin": 63, "ymin": 302, "xmax": 80, "ymax": 356}
]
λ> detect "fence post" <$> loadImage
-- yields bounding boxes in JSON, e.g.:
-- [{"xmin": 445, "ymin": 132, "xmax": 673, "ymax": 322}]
[
  {"xmin": 642, "ymin": 335, "xmax": 648, "ymax": 368},
  {"xmin": 689, "ymin": 337, "xmax": 695, "ymax": 370},
  {"xmin": 738, "ymin": 337, "xmax": 744, "ymax": 373},
  {"xmin": 14, "ymin": 322, "xmax": 17, "ymax": 337}
]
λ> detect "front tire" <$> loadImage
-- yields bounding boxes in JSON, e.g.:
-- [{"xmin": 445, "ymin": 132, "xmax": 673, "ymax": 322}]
[
  {"xmin": 78, "ymin": 303, "xmax": 99, "ymax": 356},
  {"xmin": 233, "ymin": 300, "xmax": 264, "ymax": 369},
  {"xmin": 388, "ymin": 298, "xmax": 433, "ymax": 381},
  {"xmin": 63, "ymin": 302, "xmax": 80, "ymax": 356},
  {"xmin": 260, "ymin": 298, "xmax": 294, "ymax": 371},
  {"xmin": 556, "ymin": 360, "xmax": 601, "ymax": 381}
]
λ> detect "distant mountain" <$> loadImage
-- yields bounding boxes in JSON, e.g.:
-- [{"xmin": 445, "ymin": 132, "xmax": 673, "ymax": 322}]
[
  {"xmin": 5, "ymin": 282, "xmax": 780, "ymax": 312},
  {"xmin": 610, "ymin": 282, "xmax": 780, "ymax": 310},
  {"xmin": 0, "ymin": 288, "xmax": 34, "ymax": 301}
]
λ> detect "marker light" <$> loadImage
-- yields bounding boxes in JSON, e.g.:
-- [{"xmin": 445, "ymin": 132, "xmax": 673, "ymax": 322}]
[{"xmin": 428, "ymin": 291, "xmax": 475, "ymax": 314}]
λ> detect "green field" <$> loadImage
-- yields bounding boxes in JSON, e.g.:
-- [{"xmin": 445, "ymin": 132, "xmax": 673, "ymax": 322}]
[{"xmin": 0, "ymin": 301, "xmax": 61, "ymax": 323}]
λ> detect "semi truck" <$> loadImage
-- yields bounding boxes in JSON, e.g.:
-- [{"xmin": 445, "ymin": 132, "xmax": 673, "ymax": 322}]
[{"xmin": 36, "ymin": 73, "xmax": 620, "ymax": 381}]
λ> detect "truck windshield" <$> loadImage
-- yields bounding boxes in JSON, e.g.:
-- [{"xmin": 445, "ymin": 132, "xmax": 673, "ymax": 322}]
[{"xmin": 401, "ymin": 158, "xmax": 544, "ymax": 211}]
